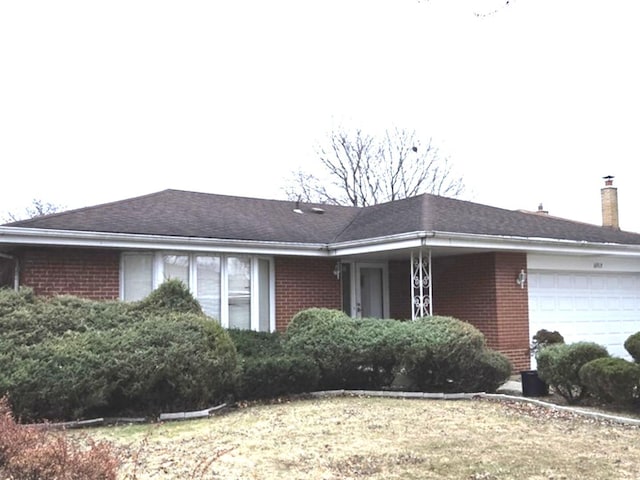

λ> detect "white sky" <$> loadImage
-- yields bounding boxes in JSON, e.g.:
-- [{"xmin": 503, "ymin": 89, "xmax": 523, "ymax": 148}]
[{"xmin": 1, "ymin": 0, "xmax": 639, "ymax": 232}]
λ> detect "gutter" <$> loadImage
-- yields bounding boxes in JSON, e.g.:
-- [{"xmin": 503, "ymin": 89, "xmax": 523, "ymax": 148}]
[
  {"xmin": 3, "ymin": 226, "xmax": 640, "ymax": 259},
  {"xmin": 0, "ymin": 252, "xmax": 19, "ymax": 290},
  {"xmin": 328, "ymin": 230, "xmax": 640, "ymax": 257},
  {"xmin": 0, "ymin": 226, "xmax": 330, "ymax": 256}
]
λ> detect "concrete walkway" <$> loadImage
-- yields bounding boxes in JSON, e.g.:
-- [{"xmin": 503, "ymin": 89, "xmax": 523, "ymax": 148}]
[{"xmin": 497, "ymin": 379, "xmax": 523, "ymax": 395}]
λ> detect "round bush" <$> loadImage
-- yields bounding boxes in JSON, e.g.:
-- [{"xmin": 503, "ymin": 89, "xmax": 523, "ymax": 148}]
[
  {"xmin": 624, "ymin": 332, "xmax": 640, "ymax": 363},
  {"xmin": 284, "ymin": 309, "xmax": 362, "ymax": 389},
  {"xmin": 579, "ymin": 357, "xmax": 640, "ymax": 405},
  {"xmin": 399, "ymin": 316, "xmax": 510, "ymax": 393},
  {"xmin": 536, "ymin": 342, "xmax": 609, "ymax": 404},
  {"xmin": 133, "ymin": 278, "xmax": 203, "ymax": 315},
  {"xmin": 456, "ymin": 349, "xmax": 513, "ymax": 393}
]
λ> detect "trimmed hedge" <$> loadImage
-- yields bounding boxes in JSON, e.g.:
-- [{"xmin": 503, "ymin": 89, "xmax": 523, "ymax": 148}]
[
  {"xmin": 227, "ymin": 329, "xmax": 319, "ymax": 400},
  {"xmin": 227, "ymin": 329, "xmax": 286, "ymax": 358},
  {"xmin": 0, "ymin": 283, "xmax": 238, "ymax": 421},
  {"xmin": 400, "ymin": 316, "xmax": 498, "ymax": 392},
  {"xmin": 236, "ymin": 355, "xmax": 320, "ymax": 400},
  {"xmin": 284, "ymin": 309, "xmax": 512, "ymax": 393},
  {"xmin": 536, "ymin": 342, "xmax": 609, "ymax": 404},
  {"xmin": 624, "ymin": 332, "xmax": 640, "ymax": 363},
  {"xmin": 579, "ymin": 357, "xmax": 640, "ymax": 405}
]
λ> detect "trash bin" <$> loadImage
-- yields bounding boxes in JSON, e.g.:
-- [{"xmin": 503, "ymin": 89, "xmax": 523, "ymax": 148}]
[{"xmin": 520, "ymin": 370, "xmax": 549, "ymax": 397}]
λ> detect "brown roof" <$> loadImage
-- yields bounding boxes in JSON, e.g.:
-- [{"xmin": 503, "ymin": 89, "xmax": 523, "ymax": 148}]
[{"xmin": 7, "ymin": 189, "xmax": 640, "ymax": 246}]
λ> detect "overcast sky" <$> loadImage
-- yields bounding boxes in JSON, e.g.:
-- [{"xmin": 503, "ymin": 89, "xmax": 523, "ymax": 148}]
[{"xmin": 1, "ymin": 0, "xmax": 639, "ymax": 232}]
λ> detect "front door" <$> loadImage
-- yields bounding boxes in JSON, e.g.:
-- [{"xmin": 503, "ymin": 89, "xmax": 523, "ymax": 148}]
[{"xmin": 355, "ymin": 263, "xmax": 388, "ymax": 318}]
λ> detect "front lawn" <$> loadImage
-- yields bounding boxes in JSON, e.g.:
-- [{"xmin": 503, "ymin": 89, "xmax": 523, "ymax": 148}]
[{"xmin": 80, "ymin": 396, "xmax": 640, "ymax": 479}]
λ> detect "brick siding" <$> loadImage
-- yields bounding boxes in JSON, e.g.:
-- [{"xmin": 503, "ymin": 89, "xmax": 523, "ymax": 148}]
[
  {"xmin": 388, "ymin": 260, "xmax": 412, "ymax": 320},
  {"xmin": 274, "ymin": 256, "xmax": 341, "ymax": 331},
  {"xmin": 18, "ymin": 248, "xmax": 120, "ymax": 300},
  {"xmin": 432, "ymin": 252, "xmax": 530, "ymax": 371}
]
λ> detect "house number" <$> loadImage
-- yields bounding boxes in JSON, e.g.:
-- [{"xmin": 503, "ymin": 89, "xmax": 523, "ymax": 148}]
[{"xmin": 593, "ymin": 262, "xmax": 603, "ymax": 269}]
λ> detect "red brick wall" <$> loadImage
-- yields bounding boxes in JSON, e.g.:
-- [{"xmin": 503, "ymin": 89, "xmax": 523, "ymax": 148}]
[
  {"xmin": 494, "ymin": 252, "xmax": 530, "ymax": 371},
  {"xmin": 274, "ymin": 256, "xmax": 341, "ymax": 331},
  {"xmin": 389, "ymin": 260, "xmax": 412, "ymax": 320},
  {"xmin": 432, "ymin": 252, "xmax": 530, "ymax": 371},
  {"xmin": 18, "ymin": 248, "xmax": 120, "ymax": 300}
]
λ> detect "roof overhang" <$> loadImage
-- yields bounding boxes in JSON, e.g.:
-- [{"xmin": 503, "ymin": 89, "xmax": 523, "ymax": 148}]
[
  {"xmin": 0, "ymin": 226, "xmax": 329, "ymax": 256},
  {"xmin": 329, "ymin": 231, "xmax": 640, "ymax": 258},
  {"xmin": 2, "ymin": 226, "xmax": 640, "ymax": 259}
]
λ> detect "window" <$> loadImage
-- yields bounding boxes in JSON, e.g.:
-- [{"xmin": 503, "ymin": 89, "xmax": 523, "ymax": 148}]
[
  {"xmin": 196, "ymin": 255, "xmax": 221, "ymax": 319},
  {"xmin": 121, "ymin": 253, "xmax": 153, "ymax": 301},
  {"xmin": 227, "ymin": 256, "xmax": 251, "ymax": 329},
  {"xmin": 121, "ymin": 252, "xmax": 273, "ymax": 331},
  {"xmin": 163, "ymin": 255, "xmax": 189, "ymax": 283}
]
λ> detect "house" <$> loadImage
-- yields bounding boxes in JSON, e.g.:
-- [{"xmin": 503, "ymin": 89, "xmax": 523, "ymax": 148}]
[{"xmin": 2, "ymin": 178, "xmax": 640, "ymax": 371}]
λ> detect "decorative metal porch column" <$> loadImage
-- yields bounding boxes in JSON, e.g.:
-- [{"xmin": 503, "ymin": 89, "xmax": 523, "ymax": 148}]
[{"xmin": 411, "ymin": 248, "xmax": 432, "ymax": 319}]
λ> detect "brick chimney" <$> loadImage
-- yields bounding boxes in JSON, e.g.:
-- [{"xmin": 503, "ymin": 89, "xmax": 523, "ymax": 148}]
[{"xmin": 601, "ymin": 176, "xmax": 619, "ymax": 229}]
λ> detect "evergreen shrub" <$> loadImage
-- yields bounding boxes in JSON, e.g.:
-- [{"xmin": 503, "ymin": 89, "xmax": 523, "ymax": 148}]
[
  {"xmin": 579, "ymin": 357, "xmax": 640, "ymax": 405},
  {"xmin": 284, "ymin": 309, "xmax": 511, "ymax": 393},
  {"xmin": 536, "ymin": 342, "xmax": 609, "ymax": 404},
  {"xmin": 0, "ymin": 283, "xmax": 238, "ymax": 421},
  {"xmin": 237, "ymin": 355, "xmax": 320, "ymax": 400},
  {"xmin": 624, "ymin": 332, "xmax": 640, "ymax": 363},
  {"xmin": 400, "ymin": 316, "xmax": 511, "ymax": 392},
  {"xmin": 227, "ymin": 329, "xmax": 319, "ymax": 399}
]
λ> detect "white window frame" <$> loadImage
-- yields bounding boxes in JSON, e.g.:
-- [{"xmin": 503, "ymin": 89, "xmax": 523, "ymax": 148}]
[{"xmin": 120, "ymin": 251, "xmax": 275, "ymax": 332}]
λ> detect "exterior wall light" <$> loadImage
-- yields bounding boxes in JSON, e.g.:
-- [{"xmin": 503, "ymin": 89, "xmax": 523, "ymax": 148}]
[
  {"xmin": 333, "ymin": 262, "xmax": 341, "ymax": 280},
  {"xmin": 516, "ymin": 269, "xmax": 527, "ymax": 289}
]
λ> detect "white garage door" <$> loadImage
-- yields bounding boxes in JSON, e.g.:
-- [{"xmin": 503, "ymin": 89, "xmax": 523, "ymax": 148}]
[{"xmin": 528, "ymin": 271, "xmax": 640, "ymax": 359}]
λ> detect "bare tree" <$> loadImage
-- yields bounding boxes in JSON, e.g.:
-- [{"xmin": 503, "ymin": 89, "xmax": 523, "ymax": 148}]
[
  {"xmin": 3, "ymin": 199, "xmax": 64, "ymax": 223},
  {"xmin": 285, "ymin": 127, "xmax": 465, "ymax": 206}
]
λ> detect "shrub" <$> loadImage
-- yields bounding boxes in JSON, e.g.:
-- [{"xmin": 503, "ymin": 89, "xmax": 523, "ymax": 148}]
[
  {"xmin": 351, "ymin": 318, "xmax": 407, "ymax": 388},
  {"xmin": 284, "ymin": 309, "xmax": 363, "ymax": 389},
  {"xmin": 284, "ymin": 309, "xmax": 511, "ymax": 393},
  {"xmin": 3, "ymin": 330, "xmax": 113, "ymax": 420},
  {"xmin": 530, "ymin": 329, "xmax": 564, "ymax": 357},
  {"xmin": 227, "ymin": 329, "xmax": 285, "ymax": 357},
  {"xmin": 624, "ymin": 332, "xmax": 640, "ymax": 363},
  {"xmin": 0, "ymin": 285, "xmax": 238, "ymax": 420},
  {"xmin": 536, "ymin": 342, "xmax": 609, "ymax": 404},
  {"xmin": 133, "ymin": 278, "xmax": 203, "ymax": 315},
  {"xmin": 228, "ymin": 329, "xmax": 319, "ymax": 400},
  {"xmin": 399, "ymin": 316, "xmax": 511, "ymax": 393},
  {"xmin": 104, "ymin": 313, "xmax": 238, "ymax": 416},
  {"xmin": 456, "ymin": 349, "xmax": 513, "ymax": 393},
  {"xmin": 0, "ymin": 396, "xmax": 118, "ymax": 480},
  {"xmin": 579, "ymin": 357, "xmax": 640, "ymax": 405},
  {"xmin": 237, "ymin": 355, "xmax": 320, "ymax": 400},
  {"xmin": 285, "ymin": 309, "xmax": 409, "ymax": 390}
]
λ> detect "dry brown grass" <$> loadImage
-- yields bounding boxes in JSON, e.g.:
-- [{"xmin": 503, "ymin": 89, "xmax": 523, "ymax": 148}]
[{"xmin": 81, "ymin": 396, "xmax": 640, "ymax": 479}]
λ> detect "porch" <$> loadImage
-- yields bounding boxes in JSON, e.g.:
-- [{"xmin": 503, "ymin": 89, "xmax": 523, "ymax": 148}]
[{"xmin": 333, "ymin": 249, "xmax": 531, "ymax": 371}]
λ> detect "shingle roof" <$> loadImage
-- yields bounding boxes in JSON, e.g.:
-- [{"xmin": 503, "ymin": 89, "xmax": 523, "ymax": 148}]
[
  {"xmin": 7, "ymin": 189, "xmax": 640, "ymax": 246},
  {"xmin": 6, "ymin": 190, "xmax": 359, "ymax": 244}
]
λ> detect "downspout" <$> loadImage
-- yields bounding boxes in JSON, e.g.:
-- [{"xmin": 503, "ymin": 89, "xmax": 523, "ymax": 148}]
[{"xmin": 0, "ymin": 252, "xmax": 19, "ymax": 291}]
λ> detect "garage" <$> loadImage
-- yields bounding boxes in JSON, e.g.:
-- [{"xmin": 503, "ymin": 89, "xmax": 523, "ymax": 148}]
[{"xmin": 528, "ymin": 271, "xmax": 640, "ymax": 360}]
